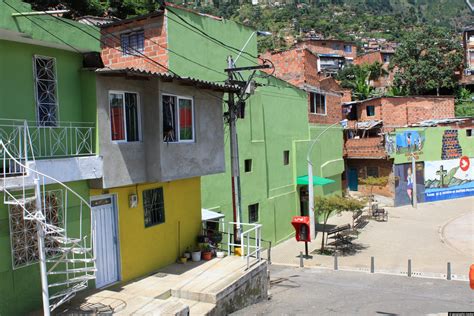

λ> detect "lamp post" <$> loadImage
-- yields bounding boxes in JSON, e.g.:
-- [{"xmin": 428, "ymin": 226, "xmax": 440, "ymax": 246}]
[{"xmin": 307, "ymin": 120, "xmax": 347, "ymax": 240}]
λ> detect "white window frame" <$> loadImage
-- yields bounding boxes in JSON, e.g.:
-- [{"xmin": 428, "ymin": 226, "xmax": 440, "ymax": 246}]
[
  {"xmin": 33, "ymin": 55, "xmax": 59, "ymax": 126},
  {"xmin": 310, "ymin": 92, "xmax": 327, "ymax": 116},
  {"xmin": 108, "ymin": 90, "xmax": 142, "ymax": 143},
  {"xmin": 161, "ymin": 93, "xmax": 195, "ymax": 143}
]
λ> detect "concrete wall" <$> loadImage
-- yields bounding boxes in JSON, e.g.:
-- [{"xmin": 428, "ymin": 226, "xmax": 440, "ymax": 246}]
[
  {"xmin": 95, "ymin": 75, "xmax": 225, "ymax": 188},
  {"xmin": 91, "ymin": 177, "xmax": 201, "ymax": 282}
]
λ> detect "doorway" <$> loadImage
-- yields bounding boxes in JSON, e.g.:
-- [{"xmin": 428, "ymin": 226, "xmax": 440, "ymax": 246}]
[
  {"xmin": 348, "ymin": 168, "xmax": 358, "ymax": 191},
  {"xmin": 91, "ymin": 195, "xmax": 120, "ymax": 288}
]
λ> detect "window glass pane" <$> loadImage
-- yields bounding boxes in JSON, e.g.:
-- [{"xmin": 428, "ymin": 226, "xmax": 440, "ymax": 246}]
[
  {"xmin": 34, "ymin": 56, "xmax": 58, "ymax": 126},
  {"xmin": 163, "ymin": 95, "xmax": 177, "ymax": 142},
  {"xmin": 315, "ymin": 93, "xmax": 326, "ymax": 114},
  {"xmin": 179, "ymin": 98, "xmax": 193, "ymax": 141},
  {"xmin": 137, "ymin": 31, "xmax": 145, "ymax": 51},
  {"xmin": 366, "ymin": 105, "xmax": 375, "ymax": 116},
  {"xmin": 143, "ymin": 188, "xmax": 165, "ymax": 227},
  {"xmin": 110, "ymin": 93, "xmax": 125, "ymax": 141},
  {"xmin": 120, "ymin": 34, "xmax": 129, "ymax": 55},
  {"xmin": 310, "ymin": 93, "xmax": 316, "ymax": 113},
  {"xmin": 248, "ymin": 204, "xmax": 259, "ymax": 223},
  {"xmin": 125, "ymin": 93, "xmax": 139, "ymax": 141}
]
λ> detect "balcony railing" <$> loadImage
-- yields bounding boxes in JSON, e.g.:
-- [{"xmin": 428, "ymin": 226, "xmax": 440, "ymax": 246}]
[{"xmin": 0, "ymin": 119, "xmax": 95, "ymax": 164}]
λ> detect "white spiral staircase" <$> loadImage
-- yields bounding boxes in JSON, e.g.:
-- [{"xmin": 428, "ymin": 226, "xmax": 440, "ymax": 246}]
[{"xmin": 0, "ymin": 122, "xmax": 95, "ymax": 314}]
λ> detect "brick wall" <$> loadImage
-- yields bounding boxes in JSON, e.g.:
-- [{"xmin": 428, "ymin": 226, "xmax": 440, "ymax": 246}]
[
  {"xmin": 352, "ymin": 96, "xmax": 455, "ymax": 128},
  {"xmin": 262, "ymin": 48, "xmax": 348, "ymax": 125},
  {"xmin": 100, "ymin": 14, "xmax": 169, "ymax": 73},
  {"xmin": 344, "ymin": 137, "xmax": 386, "ymax": 159},
  {"xmin": 346, "ymin": 158, "xmax": 394, "ymax": 197},
  {"xmin": 354, "ymin": 52, "xmax": 382, "ymax": 65}
]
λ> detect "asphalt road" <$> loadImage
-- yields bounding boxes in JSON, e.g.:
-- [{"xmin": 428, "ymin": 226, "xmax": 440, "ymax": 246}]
[{"xmin": 232, "ymin": 265, "xmax": 474, "ymax": 315}]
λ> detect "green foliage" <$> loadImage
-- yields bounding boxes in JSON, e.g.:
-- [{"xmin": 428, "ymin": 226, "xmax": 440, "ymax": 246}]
[
  {"xmin": 336, "ymin": 63, "xmax": 386, "ymax": 100},
  {"xmin": 390, "ymin": 26, "xmax": 463, "ymax": 95},
  {"xmin": 360, "ymin": 176, "xmax": 389, "ymax": 188},
  {"xmin": 455, "ymin": 87, "xmax": 474, "ymax": 117}
]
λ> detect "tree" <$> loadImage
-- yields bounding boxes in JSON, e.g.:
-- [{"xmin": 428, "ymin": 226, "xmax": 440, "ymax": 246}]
[
  {"xmin": 336, "ymin": 63, "xmax": 386, "ymax": 100},
  {"xmin": 390, "ymin": 27, "xmax": 463, "ymax": 96},
  {"xmin": 314, "ymin": 195, "xmax": 344, "ymax": 253},
  {"xmin": 455, "ymin": 87, "xmax": 474, "ymax": 117},
  {"xmin": 359, "ymin": 176, "xmax": 389, "ymax": 211}
]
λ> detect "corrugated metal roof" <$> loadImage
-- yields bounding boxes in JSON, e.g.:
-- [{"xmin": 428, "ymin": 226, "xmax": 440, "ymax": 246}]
[{"xmin": 95, "ymin": 68, "xmax": 240, "ymax": 92}]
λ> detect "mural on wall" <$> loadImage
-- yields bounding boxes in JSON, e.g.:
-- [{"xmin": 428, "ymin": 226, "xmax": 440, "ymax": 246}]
[
  {"xmin": 424, "ymin": 157, "xmax": 474, "ymax": 202},
  {"xmin": 395, "ymin": 130, "xmax": 425, "ymax": 162},
  {"xmin": 441, "ymin": 129, "xmax": 463, "ymax": 160},
  {"xmin": 394, "ymin": 162, "xmax": 425, "ymax": 207}
]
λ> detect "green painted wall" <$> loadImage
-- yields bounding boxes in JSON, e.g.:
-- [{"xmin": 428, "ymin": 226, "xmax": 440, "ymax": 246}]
[
  {"xmin": 391, "ymin": 126, "xmax": 474, "ymax": 164},
  {"xmin": 0, "ymin": 0, "xmax": 100, "ymax": 52},
  {"xmin": 166, "ymin": 9, "xmax": 344, "ymax": 245},
  {"xmin": 0, "ymin": 181, "xmax": 91, "ymax": 316},
  {"xmin": 166, "ymin": 6, "xmax": 257, "ymax": 82}
]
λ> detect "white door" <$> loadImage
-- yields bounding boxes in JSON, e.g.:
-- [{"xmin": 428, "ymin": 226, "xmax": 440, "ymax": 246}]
[{"xmin": 91, "ymin": 195, "xmax": 120, "ymax": 288}]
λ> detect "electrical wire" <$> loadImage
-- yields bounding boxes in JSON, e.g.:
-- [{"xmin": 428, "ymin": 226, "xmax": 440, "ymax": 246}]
[{"xmin": 4, "ymin": 1, "xmax": 83, "ymax": 54}]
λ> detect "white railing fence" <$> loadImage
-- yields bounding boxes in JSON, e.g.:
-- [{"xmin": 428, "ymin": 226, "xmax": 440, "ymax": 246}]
[
  {"xmin": 0, "ymin": 119, "xmax": 95, "ymax": 169},
  {"xmin": 227, "ymin": 222, "xmax": 263, "ymax": 269}
]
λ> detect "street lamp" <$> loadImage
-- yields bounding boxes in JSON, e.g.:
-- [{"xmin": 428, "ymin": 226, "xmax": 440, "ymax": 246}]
[
  {"xmin": 307, "ymin": 119, "xmax": 347, "ymax": 240},
  {"xmin": 234, "ymin": 31, "xmax": 272, "ymax": 65}
]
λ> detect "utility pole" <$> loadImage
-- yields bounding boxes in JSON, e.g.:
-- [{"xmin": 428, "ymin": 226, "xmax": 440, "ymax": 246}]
[
  {"xmin": 227, "ymin": 55, "xmax": 243, "ymax": 242},
  {"xmin": 411, "ymin": 154, "xmax": 417, "ymax": 208},
  {"xmin": 225, "ymin": 56, "xmax": 271, "ymax": 245}
]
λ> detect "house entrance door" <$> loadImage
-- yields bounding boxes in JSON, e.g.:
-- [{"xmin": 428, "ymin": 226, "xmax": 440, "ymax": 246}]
[{"xmin": 348, "ymin": 168, "xmax": 358, "ymax": 191}]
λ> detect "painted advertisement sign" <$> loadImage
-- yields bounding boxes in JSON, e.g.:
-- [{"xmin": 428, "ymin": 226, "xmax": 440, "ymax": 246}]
[
  {"xmin": 424, "ymin": 157, "xmax": 474, "ymax": 202},
  {"xmin": 394, "ymin": 162, "xmax": 425, "ymax": 207},
  {"xmin": 395, "ymin": 130, "xmax": 425, "ymax": 162}
]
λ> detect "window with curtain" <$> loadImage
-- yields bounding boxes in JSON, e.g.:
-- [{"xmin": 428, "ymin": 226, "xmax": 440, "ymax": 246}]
[
  {"xmin": 109, "ymin": 92, "xmax": 140, "ymax": 142},
  {"xmin": 162, "ymin": 94, "xmax": 194, "ymax": 143}
]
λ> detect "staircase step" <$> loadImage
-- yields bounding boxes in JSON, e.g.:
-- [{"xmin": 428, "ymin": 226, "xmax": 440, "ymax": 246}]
[
  {"xmin": 49, "ymin": 283, "xmax": 88, "ymax": 301},
  {"xmin": 46, "ymin": 258, "xmax": 95, "ymax": 264},
  {"xmin": 48, "ymin": 275, "xmax": 95, "ymax": 288},
  {"xmin": 48, "ymin": 267, "xmax": 97, "ymax": 275},
  {"xmin": 45, "ymin": 247, "xmax": 92, "ymax": 254}
]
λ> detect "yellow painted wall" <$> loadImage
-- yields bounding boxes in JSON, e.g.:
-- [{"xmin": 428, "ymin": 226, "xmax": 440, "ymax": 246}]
[{"xmin": 91, "ymin": 177, "xmax": 201, "ymax": 282}]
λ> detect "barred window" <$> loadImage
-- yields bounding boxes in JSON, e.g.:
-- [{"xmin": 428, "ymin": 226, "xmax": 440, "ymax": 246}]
[
  {"xmin": 120, "ymin": 31, "xmax": 145, "ymax": 56},
  {"xmin": 143, "ymin": 187, "xmax": 165, "ymax": 227},
  {"xmin": 9, "ymin": 190, "xmax": 63, "ymax": 269},
  {"xmin": 34, "ymin": 56, "xmax": 58, "ymax": 126}
]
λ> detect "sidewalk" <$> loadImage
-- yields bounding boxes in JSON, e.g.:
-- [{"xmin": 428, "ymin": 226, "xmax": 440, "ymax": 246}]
[{"xmin": 270, "ymin": 197, "xmax": 474, "ymax": 278}]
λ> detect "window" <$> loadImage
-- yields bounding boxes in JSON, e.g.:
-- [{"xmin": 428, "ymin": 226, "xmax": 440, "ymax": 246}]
[
  {"xmin": 34, "ymin": 56, "xmax": 58, "ymax": 126},
  {"xmin": 366, "ymin": 166, "xmax": 379, "ymax": 178},
  {"xmin": 9, "ymin": 190, "xmax": 63, "ymax": 268},
  {"xmin": 283, "ymin": 150, "xmax": 290, "ymax": 165},
  {"xmin": 143, "ymin": 187, "xmax": 165, "ymax": 227},
  {"xmin": 382, "ymin": 54, "xmax": 391, "ymax": 63},
  {"xmin": 332, "ymin": 43, "xmax": 340, "ymax": 50},
  {"xmin": 467, "ymin": 129, "xmax": 473, "ymax": 137},
  {"xmin": 248, "ymin": 203, "xmax": 259, "ymax": 223},
  {"xmin": 310, "ymin": 93, "xmax": 326, "ymax": 115},
  {"xmin": 162, "ymin": 95, "xmax": 194, "ymax": 142},
  {"xmin": 109, "ymin": 92, "xmax": 140, "ymax": 142},
  {"xmin": 344, "ymin": 45, "xmax": 352, "ymax": 53},
  {"xmin": 366, "ymin": 105, "xmax": 375, "ymax": 117},
  {"xmin": 121, "ymin": 30, "xmax": 145, "ymax": 56},
  {"xmin": 244, "ymin": 159, "xmax": 252, "ymax": 172}
]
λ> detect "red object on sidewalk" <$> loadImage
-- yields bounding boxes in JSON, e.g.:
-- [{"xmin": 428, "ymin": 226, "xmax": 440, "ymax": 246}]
[
  {"xmin": 470, "ymin": 264, "xmax": 474, "ymax": 290},
  {"xmin": 291, "ymin": 216, "xmax": 311, "ymax": 242}
]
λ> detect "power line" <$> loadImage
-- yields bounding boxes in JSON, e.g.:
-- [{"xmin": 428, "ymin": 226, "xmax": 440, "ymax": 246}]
[
  {"xmin": 4, "ymin": 1, "xmax": 82, "ymax": 54},
  {"xmin": 165, "ymin": 6, "xmax": 262, "ymax": 66}
]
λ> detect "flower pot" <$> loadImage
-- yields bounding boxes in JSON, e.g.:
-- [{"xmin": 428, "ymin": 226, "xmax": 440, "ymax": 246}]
[
  {"xmin": 179, "ymin": 257, "xmax": 187, "ymax": 264},
  {"xmin": 202, "ymin": 251, "xmax": 212, "ymax": 261},
  {"xmin": 216, "ymin": 251, "xmax": 225, "ymax": 258},
  {"xmin": 184, "ymin": 252, "xmax": 191, "ymax": 259},
  {"xmin": 191, "ymin": 251, "xmax": 201, "ymax": 262}
]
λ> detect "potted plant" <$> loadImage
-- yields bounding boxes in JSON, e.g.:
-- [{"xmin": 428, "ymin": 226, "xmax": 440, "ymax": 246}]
[
  {"xmin": 216, "ymin": 243, "xmax": 225, "ymax": 258},
  {"xmin": 184, "ymin": 248, "xmax": 191, "ymax": 259},
  {"xmin": 191, "ymin": 248, "xmax": 201, "ymax": 262},
  {"xmin": 210, "ymin": 231, "xmax": 222, "ymax": 243},
  {"xmin": 201, "ymin": 244, "xmax": 212, "ymax": 261},
  {"xmin": 179, "ymin": 256, "xmax": 187, "ymax": 264}
]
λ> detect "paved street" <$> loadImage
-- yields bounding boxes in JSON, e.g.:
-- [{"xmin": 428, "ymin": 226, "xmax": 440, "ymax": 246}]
[
  {"xmin": 270, "ymin": 197, "xmax": 474, "ymax": 278},
  {"xmin": 233, "ymin": 265, "xmax": 474, "ymax": 315}
]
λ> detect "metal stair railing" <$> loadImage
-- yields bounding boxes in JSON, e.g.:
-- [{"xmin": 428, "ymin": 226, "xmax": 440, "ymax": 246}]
[
  {"xmin": 0, "ymin": 123, "xmax": 96, "ymax": 315},
  {"xmin": 227, "ymin": 222, "xmax": 263, "ymax": 269}
]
